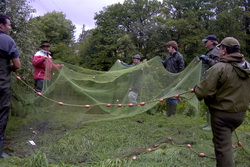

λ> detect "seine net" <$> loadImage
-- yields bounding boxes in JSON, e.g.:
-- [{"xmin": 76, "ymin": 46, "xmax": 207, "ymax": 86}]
[
  {"xmin": 9, "ymin": 57, "xmax": 250, "ymax": 166},
  {"xmin": 12, "ymin": 56, "xmax": 201, "ymax": 120}
]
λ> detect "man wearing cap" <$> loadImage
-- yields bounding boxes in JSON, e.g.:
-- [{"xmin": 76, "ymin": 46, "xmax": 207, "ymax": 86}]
[
  {"xmin": 117, "ymin": 54, "xmax": 141, "ymax": 67},
  {"xmin": 194, "ymin": 37, "xmax": 250, "ymax": 167},
  {"xmin": 117, "ymin": 54, "xmax": 142, "ymax": 104},
  {"xmin": 32, "ymin": 41, "xmax": 64, "ymax": 92},
  {"xmin": 0, "ymin": 13, "xmax": 21, "ymax": 158},
  {"xmin": 200, "ymin": 35, "xmax": 220, "ymax": 71},
  {"xmin": 200, "ymin": 35, "xmax": 220, "ymax": 130},
  {"xmin": 163, "ymin": 41, "xmax": 185, "ymax": 117}
]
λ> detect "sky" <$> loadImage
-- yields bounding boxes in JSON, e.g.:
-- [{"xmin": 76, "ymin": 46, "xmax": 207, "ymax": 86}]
[{"xmin": 28, "ymin": 0, "xmax": 125, "ymax": 39}]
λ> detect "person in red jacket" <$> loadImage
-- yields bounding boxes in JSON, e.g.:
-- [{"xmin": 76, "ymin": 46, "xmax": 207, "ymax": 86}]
[{"xmin": 32, "ymin": 41, "xmax": 63, "ymax": 92}]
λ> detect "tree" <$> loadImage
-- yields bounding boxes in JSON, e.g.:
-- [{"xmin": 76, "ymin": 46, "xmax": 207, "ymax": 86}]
[
  {"xmin": 77, "ymin": 24, "xmax": 92, "ymax": 43},
  {"xmin": 78, "ymin": 0, "xmax": 165, "ymax": 70},
  {"xmin": 52, "ymin": 42, "xmax": 80, "ymax": 65},
  {"xmin": 161, "ymin": 0, "xmax": 217, "ymax": 63},
  {"xmin": 209, "ymin": 0, "xmax": 249, "ymax": 58},
  {"xmin": 37, "ymin": 11, "xmax": 75, "ymax": 45},
  {"xmin": 1, "ymin": 0, "xmax": 38, "ymax": 83}
]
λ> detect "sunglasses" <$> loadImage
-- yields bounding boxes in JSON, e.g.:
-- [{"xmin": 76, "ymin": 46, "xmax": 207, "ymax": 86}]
[{"xmin": 42, "ymin": 45, "xmax": 50, "ymax": 47}]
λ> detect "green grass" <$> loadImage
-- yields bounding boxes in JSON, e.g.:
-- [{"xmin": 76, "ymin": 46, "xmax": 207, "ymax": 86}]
[{"xmin": 1, "ymin": 107, "xmax": 250, "ymax": 167}]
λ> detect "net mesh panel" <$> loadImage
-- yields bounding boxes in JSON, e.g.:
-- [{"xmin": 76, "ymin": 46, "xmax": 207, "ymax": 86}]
[{"xmin": 12, "ymin": 56, "xmax": 202, "ymax": 120}]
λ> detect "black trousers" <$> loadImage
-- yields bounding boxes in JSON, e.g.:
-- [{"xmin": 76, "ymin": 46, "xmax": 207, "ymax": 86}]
[
  {"xmin": 34, "ymin": 79, "xmax": 44, "ymax": 92},
  {"xmin": 209, "ymin": 108, "xmax": 246, "ymax": 167},
  {"xmin": 0, "ymin": 88, "xmax": 11, "ymax": 141}
]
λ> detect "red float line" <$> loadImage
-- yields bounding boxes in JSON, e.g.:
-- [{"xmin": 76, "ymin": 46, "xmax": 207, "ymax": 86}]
[{"xmin": 13, "ymin": 73, "xmax": 195, "ymax": 108}]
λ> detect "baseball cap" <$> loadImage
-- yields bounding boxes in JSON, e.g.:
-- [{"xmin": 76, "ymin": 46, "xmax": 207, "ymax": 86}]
[
  {"xmin": 133, "ymin": 54, "xmax": 141, "ymax": 59},
  {"xmin": 217, "ymin": 37, "xmax": 240, "ymax": 48},
  {"xmin": 202, "ymin": 35, "xmax": 218, "ymax": 42}
]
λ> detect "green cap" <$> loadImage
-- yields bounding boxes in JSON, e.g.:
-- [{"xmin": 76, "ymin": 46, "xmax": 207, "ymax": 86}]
[{"xmin": 218, "ymin": 37, "xmax": 240, "ymax": 48}]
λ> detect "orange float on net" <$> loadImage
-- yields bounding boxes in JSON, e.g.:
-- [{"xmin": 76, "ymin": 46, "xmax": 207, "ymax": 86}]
[
  {"xmin": 84, "ymin": 105, "xmax": 91, "ymax": 108},
  {"xmin": 128, "ymin": 103, "xmax": 134, "ymax": 107},
  {"xmin": 16, "ymin": 76, "xmax": 22, "ymax": 80},
  {"xmin": 36, "ymin": 92, "xmax": 43, "ymax": 96},
  {"xmin": 57, "ymin": 102, "xmax": 64, "ymax": 106},
  {"xmin": 174, "ymin": 94, "xmax": 180, "ymax": 98},
  {"xmin": 139, "ymin": 102, "xmax": 145, "ymax": 106},
  {"xmin": 199, "ymin": 153, "xmax": 206, "ymax": 157},
  {"xmin": 189, "ymin": 88, "xmax": 195, "ymax": 93}
]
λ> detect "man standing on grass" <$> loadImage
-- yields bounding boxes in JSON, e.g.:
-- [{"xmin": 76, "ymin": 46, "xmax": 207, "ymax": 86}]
[
  {"xmin": 194, "ymin": 37, "xmax": 250, "ymax": 167},
  {"xmin": 199, "ymin": 35, "xmax": 220, "ymax": 130},
  {"xmin": 32, "ymin": 41, "xmax": 64, "ymax": 92},
  {"xmin": 118, "ymin": 54, "xmax": 142, "ymax": 104},
  {"xmin": 163, "ymin": 41, "xmax": 184, "ymax": 117},
  {"xmin": 0, "ymin": 13, "xmax": 21, "ymax": 158}
]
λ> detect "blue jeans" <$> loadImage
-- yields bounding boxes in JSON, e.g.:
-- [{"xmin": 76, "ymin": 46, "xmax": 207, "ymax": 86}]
[{"xmin": 166, "ymin": 97, "xmax": 178, "ymax": 105}]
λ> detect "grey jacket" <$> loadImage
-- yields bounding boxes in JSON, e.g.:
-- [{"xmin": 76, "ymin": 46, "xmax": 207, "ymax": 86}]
[
  {"xmin": 201, "ymin": 46, "xmax": 220, "ymax": 80},
  {"xmin": 204, "ymin": 46, "xmax": 220, "ymax": 67}
]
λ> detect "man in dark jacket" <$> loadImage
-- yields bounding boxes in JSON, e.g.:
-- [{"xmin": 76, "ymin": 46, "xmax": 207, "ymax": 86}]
[
  {"xmin": 194, "ymin": 37, "xmax": 250, "ymax": 167},
  {"xmin": 200, "ymin": 35, "xmax": 220, "ymax": 77},
  {"xmin": 163, "ymin": 41, "xmax": 184, "ymax": 117},
  {"xmin": 200, "ymin": 35, "xmax": 220, "ymax": 130},
  {"xmin": 0, "ymin": 13, "xmax": 21, "ymax": 158}
]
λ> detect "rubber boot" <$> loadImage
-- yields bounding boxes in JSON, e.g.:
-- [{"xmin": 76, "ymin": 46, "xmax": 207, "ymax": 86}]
[
  {"xmin": 166, "ymin": 103, "xmax": 171, "ymax": 117},
  {"xmin": 203, "ymin": 113, "xmax": 211, "ymax": 130},
  {"xmin": 0, "ymin": 140, "xmax": 10, "ymax": 158},
  {"xmin": 171, "ymin": 103, "xmax": 177, "ymax": 116},
  {"xmin": 166, "ymin": 103, "xmax": 177, "ymax": 117}
]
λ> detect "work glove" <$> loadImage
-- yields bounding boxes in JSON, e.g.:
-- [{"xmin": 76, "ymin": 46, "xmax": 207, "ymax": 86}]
[{"xmin": 200, "ymin": 55, "xmax": 209, "ymax": 63}]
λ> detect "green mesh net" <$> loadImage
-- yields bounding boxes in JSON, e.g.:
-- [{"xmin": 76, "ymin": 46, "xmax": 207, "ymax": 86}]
[
  {"xmin": 8, "ymin": 57, "xmax": 250, "ymax": 166},
  {"xmin": 12, "ymin": 56, "xmax": 202, "ymax": 118}
]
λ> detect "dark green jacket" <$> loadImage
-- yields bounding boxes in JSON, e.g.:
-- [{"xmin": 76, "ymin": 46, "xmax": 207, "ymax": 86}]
[{"xmin": 195, "ymin": 52, "xmax": 250, "ymax": 112}]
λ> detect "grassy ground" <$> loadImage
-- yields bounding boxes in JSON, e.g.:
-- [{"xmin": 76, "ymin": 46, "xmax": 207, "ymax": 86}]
[{"xmin": 1, "ymin": 106, "xmax": 250, "ymax": 167}]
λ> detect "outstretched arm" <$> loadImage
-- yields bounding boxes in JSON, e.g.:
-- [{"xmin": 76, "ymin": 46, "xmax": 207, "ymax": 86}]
[{"xmin": 51, "ymin": 62, "xmax": 64, "ymax": 70}]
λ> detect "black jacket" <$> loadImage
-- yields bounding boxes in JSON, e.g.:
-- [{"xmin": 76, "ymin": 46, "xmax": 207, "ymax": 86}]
[{"xmin": 163, "ymin": 51, "xmax": 184, "ymax": 73}]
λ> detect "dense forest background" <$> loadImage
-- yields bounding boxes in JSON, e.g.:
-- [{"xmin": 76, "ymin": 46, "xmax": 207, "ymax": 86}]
[{"xmin": 1, "ymin": 0, "xmax": 250, "ymax": 73}]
